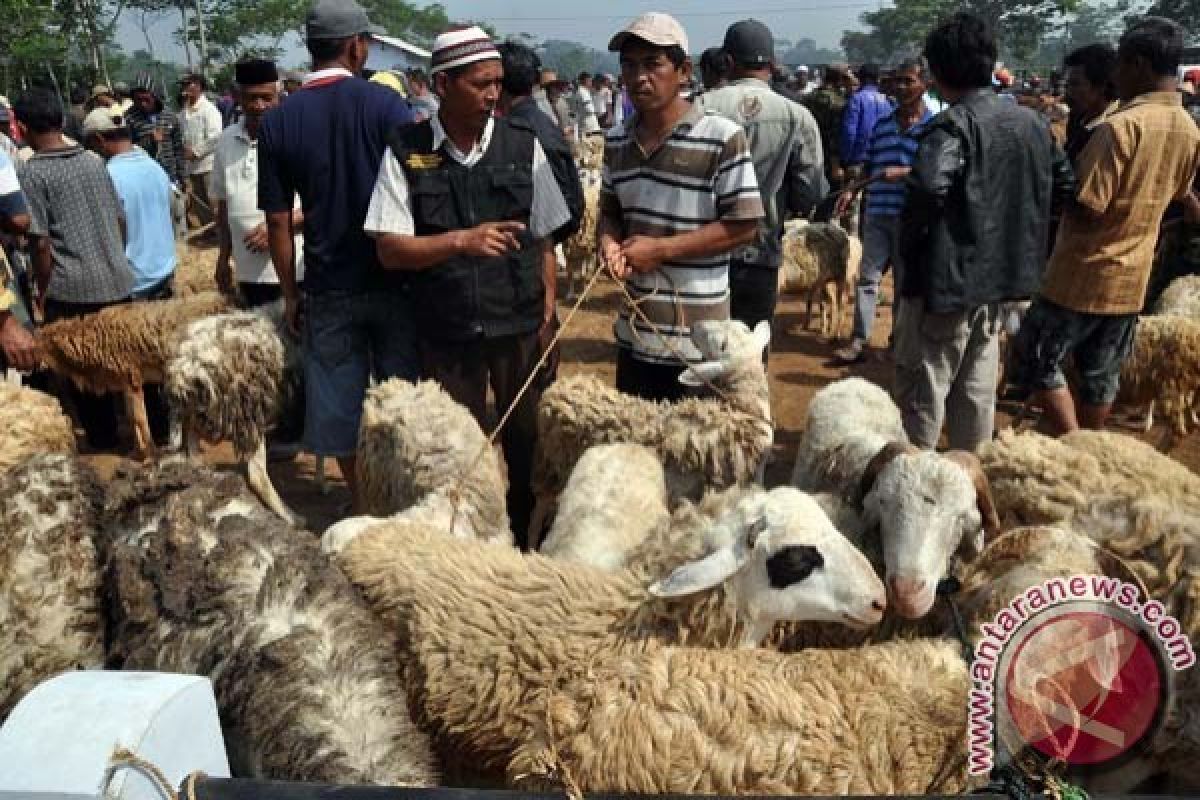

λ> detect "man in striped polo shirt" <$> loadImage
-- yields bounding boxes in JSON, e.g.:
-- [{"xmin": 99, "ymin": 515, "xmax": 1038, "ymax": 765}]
[
  {"xmin": 599, "ymin": 12, "xmax": 765, "ymax": 403},
  {"xmin": 831, "ymin": 58, "xmax": 933, "ymax": 366}
]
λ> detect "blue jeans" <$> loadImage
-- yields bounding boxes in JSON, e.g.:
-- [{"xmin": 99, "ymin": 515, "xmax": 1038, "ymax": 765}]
[
  {"xmin": 302, "ymin": 288, "xmax": 419, "ymax": 458},
  {"xmin": 852, "ymin": 214, "xmax": 899, "ymax": 342}
]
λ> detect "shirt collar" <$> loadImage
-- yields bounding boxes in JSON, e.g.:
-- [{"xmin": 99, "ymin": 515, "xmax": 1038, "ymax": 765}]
[
  {"xmin": 624, "ymin": 101, "xmax": 704, "ymax": 138},
  {"xmin": 729, "ymin": 77, "xmax": 771, "ymax": 89},
  {"xmin": 30, "ymin": 143, "xmax": 85, "ymax": 160},
  {"xmin": 232, "ymin": 119, "xmax": 255, "ymax": 143},
  {"xmin": 431, "ymin": 113, "xmax": 495, "ymax": 161},
  {"xmin": 303, "ymin": 67, "xmax": 353, "ymax": 86},
  {"xmin": 1085, "ymin": 100, "xmax": 1120, "ymax": 130}
]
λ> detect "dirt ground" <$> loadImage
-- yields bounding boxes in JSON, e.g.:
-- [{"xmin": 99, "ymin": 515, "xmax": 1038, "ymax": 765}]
[{"xmin": 80, "ymin": 265, "xmax": 1200, "ymax": 535}]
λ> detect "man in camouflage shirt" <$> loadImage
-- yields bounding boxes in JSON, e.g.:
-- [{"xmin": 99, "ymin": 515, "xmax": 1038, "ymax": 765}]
[{"xmin": 803, "ymin": 64, "xmax": 851, "ymax": 189}]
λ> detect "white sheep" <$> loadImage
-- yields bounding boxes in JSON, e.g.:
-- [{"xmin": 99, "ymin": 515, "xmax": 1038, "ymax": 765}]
[
  {"xmin": 0, "ymin": 454, "xmax": 104, "ymax": 720},
  {"xmin": 323, "ymin": 485, "xmax": 887, "ymax": 773},
  {"xmin": 0, "ymin": 383, "xmax": 76, "ymax": 474},
  {"xmin": 531, "ymin": 319, "xmax": 774, "ymax": 540},
  {"xmin": 166, "ymin": 303, "xmax": 304, "ymax": 526},
  {"xmin": 780, "ymin": 220, "xmax": 863, "ymax": 341},
  {"xmin": 104, "ymin": 459, "xmax": 439, "ymax": 786},
  {"xmin": 355, "ymin": 378, "xmax": 512, "ymax": 544},
  {"xmin": 1117, "ymin": 313, "xmax": 1200, "ymax": 435},
  {"xmin": 1154, "ymin": 273, "xmax": 1200, "ymax": 319},
  {"xmin": 563, "ymin": 183, "xmax": 600, "ymax": 300},
  {"xmin": 538, "ymin": 443, "xmax": 669, "ymax": 570},
  {"xmin": 790, "ymin": 377, "xmax": 1000, "ymax": 619}
]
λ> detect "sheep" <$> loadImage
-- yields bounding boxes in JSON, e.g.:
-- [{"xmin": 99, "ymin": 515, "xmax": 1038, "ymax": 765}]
[
  {"xmin": 790, "ymin": 377, "xmax": 1001, "ymax": 619},
  {"xmin": 36, "ymin": 290, "xmax": 231, "ymax": 458},
  {"xmin": 165, "ymin": 303, "xmax": 304, "ymax": 526},
  {"xmin": 103, "ymin": 459, "xmax": 439, "ymax": 786},
  {"xmin": 1154, "ymin": 274, "xmax": 1200, "ymax": 319},
  {"xmin": 1116, "ymin": 314, "xmax": 1200, "ymax": 435},
  {"xmin": 978, "ymin": 428, "xmax": 1200, "ymax": 529},
  {"xmin": 508, "ymin": 638, "xmax": 977, "ymax": 797},
  {"xmin": 538, "ymin": 443, "xmax": 669, "ymax": 570},
  {"xmin": 531, "ymin": 318, "xmax": 774, "ymax": 539},
  {"xmin": 322, "ymin": 485, "xmax": 887, "ymax": 772},
  {"xmin": 792, "ymin": 221, "xmax": 862, "ymax": 341},
  {"xmin": 563, "ymin": 183, "xmax": 600, "ymax": 300},
  {"xmin": 0, "ymin": 383, "xmax": 76, "ymax": 474},
  {"xmin": 173, "ymin": 244, "xmax": 221, "ymax": 296},
  {"xmin": 355, "ymin": 378, "xmax": 512, "ymax": 544},
  {"xmin": 776, "ymin": 218, "xmax": 820, "ymax": 293},
  {"xmin": 0, "ymin": 454, "xmax": 104, "ymax": 720}
]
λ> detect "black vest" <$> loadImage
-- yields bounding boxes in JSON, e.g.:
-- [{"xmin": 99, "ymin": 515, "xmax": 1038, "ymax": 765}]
[{"xmin": 390, "ymin": 117, "xmax": 542, "ymax": 341}]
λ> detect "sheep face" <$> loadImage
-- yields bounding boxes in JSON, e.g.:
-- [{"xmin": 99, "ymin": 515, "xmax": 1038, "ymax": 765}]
[
  {"xmin": 678, "ymin": 319, "xmax": 770, "ymax": 386},
  {"xmin": 650, "ymin": 487, "xmax": 886, "ymax": 647},
  {"xmin": 864, "ymin": 452, "xmax": 985, "ymax": 619}
]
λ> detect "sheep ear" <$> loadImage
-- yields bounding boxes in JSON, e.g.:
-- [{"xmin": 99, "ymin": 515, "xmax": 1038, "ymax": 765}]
[
  {"xmin": 942, "ymin": 450, "xmax": 1001, "ymax": 539},
  {"xmin": 751, "ymin": 320, "xmax": 771, "ymax": 354},
  {"xmin": 678, "ymin": 360, "xmax": 726, "ymax": 387},
  {"xmin": 649, "ymin": 539, "xmax": 750, "ymax": 597}
]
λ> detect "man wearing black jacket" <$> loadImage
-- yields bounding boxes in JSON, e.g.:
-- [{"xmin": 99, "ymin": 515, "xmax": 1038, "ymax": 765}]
[{"xmin": 894, "ymin": 12, "xmax": 1074, "ymax": 452}]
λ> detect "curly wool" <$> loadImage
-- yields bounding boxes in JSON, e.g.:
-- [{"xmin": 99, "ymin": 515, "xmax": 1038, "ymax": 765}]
[
  {"xmin": 0, "ymin": 383, "xmax": 76, "ymax": 474},
  {"xmin": 509, "ymin": 639, "xmax": 976, "ymax": 796},
  {"xmin": 104, "ymin": 461, "xmax": 438, "ymax": 786},
  {"xmin": 330, "ymin": 520, "xmax": 787, "ymax": 772},
  {"xmin": 563, "ymin": 185, "xmax": 600, "ymax": 279},
  {"xmin": 533, "ymin": 360, "xmax": 771, "ymax": 505},
  {"xmin": 1155, "ymin": 274, "xmax": 1200, "ymax": 320},
  {"xmin": 1117, "ymin": 315, "xmax": 1200, "ymax": 434},
  {"xmin": 38, "ymin": 291, "xmax": 231, "ymax": 395},
  {"xmin": 356, "ymin": 379, "xmax": 511, "ymax": 543},
  {"xmin": 0, "ymin": 455, "xmax": 104, "ymax": 719},
  {"xmin": 979, "ymin": 429, "xmax": 1200, "ymax": 528},
  {"xmin": 166, "ymin": 308, "xmax": 290, "ymax": 456},
  {"xmin": 174, "ymin": 245, "xmax": 220, "ymax": 296}
]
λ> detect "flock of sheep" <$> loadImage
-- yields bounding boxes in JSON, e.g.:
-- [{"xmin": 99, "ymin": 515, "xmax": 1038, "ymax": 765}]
[{"xmin": 0, "ymin": 242, "xmax": 1197, "ymax": 796}]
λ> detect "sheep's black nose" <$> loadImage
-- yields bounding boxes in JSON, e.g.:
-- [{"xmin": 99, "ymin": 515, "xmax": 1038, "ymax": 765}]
[{"xmin": 871, "ymin": 598, "xmax": 885, "ymax": 612}]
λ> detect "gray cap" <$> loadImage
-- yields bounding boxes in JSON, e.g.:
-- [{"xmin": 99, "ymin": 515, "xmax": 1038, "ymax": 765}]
[{"xmin": 305, "ymin": 0, "xmax": 384, "ymax": 40}]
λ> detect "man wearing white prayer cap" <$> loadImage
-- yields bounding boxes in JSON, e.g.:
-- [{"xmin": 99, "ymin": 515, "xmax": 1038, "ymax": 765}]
[{"xmin": 364, "ymin": 25, "xmax": 572, "ymax": 551}]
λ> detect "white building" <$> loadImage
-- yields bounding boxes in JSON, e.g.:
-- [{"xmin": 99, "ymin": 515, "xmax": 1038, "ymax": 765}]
[{"xmin": 366, "ymin": 33, "xmax": 431, "ymax": 73}]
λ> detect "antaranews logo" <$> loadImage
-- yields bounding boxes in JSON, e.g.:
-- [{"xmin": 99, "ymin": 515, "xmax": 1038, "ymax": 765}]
[{"xmin": 967, "ymin": 574, "xmax": 1195, "ymax": 777}]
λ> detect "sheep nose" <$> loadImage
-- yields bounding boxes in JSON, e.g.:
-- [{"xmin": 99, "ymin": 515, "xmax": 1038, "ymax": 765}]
[
  {"xmin": 871, "ymin": 596, "xmax": 886, "ymax": 613},
  {"xmin": 888, "ymin": 576, "xmax": 932, "ymax": 619}
]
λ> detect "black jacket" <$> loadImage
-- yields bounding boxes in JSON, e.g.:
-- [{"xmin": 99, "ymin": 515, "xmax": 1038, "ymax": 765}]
[
  {"xmin": 897, "ymin": 89, "xmax": 1075, "ymax": 313},
  {"xmin": 390, "ymin": 117, "xmax": 543, "ymax": 341},
  {"xmin": 507, "ymin": 97, "xmax": 585, "ymax": 245}
]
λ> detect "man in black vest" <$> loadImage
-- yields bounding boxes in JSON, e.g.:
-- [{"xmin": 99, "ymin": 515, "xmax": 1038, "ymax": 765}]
[{"xmin": 365, "ymin": 25, "xmax": 571, "ymax": 550}]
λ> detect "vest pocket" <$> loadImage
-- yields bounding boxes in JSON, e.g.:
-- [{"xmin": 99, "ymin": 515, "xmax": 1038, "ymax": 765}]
[
  {"xmin": 411, "ymin": 174, "xmax": 455, "ymax": 231},
  {"xmin": 490, "ymin": 165, "xmax": 534, "ymax": 221}
]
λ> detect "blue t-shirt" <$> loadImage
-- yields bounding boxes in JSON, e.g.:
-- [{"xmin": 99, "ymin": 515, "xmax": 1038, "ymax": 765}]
[
  {"xmin": 106, "ymin": 147, "xmax": 177, "ymax": 293},
  {"xmin": 863, "ymin": 107, "xmax": 934, "ymax": 219},
  {"xmin": 258, "ymin": 74, "xmax": 415, "ymax": 293}
]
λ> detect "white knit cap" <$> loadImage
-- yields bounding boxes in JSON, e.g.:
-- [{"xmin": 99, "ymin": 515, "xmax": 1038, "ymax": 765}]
[{"xmin": 429, "ymin": 26, "xmax": 500, "ymax": 76}]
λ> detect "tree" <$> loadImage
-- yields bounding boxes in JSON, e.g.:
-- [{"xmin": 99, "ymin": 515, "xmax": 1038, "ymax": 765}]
[
  {"xmin": 780, "ymin": 37, "xmax": 843, "ymax": 65},
  {"xmin": 1135, "ymin": 0, "xmax": 1199, "ymax": 43}
]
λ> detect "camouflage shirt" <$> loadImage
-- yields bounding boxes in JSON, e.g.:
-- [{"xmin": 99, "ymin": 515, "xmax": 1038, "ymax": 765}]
[{"xmin": 802, "ymin": 87, "xmax": 847, "ymax": 173}]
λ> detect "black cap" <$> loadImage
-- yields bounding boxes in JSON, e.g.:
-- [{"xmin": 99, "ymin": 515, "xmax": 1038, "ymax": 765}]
[
  {"xmin": 723, "ymin": 19, "xmax": 774, "ymax": 67},
  {"xmin": 235, "ymin": 58, "xmax": 279, "ymax": 86},
  {"xmin": 305, "ymin": 0, "xmax": 384, "ymax": 41}
]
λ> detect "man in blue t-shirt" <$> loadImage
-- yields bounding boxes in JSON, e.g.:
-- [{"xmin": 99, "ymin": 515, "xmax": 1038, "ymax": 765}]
[
  {"xmin": 831, "ymin": 59, "xmax": 933, "ymax": 366},
  {"xmin": 82, "ymin": 105, "xmax": 178, "ymax": 445},
  {"xmin": 258, "ymin": 0, "xmax": 416, "ymax": 512},
  {"xmin": 83, "ymin": 108, "xmax": 177, "ymax": 299}
]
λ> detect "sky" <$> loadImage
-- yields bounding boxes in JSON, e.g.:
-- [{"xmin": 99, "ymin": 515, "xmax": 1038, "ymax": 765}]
[{"xmin": 117, "ymin": 0, "xmax": 872, "ymax": 66}]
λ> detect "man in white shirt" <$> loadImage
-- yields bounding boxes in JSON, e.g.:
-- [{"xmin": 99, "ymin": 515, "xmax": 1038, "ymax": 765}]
[
  {"xmin": 592, "ymin": 74, "xmax": 614, "ymax": 127},
  {"xmin": 179, "ymin": 73, "xmax": 224, "ymax": 229},
  {"xmin": 212, "ymin": 59, "xmax": 304, "ymax": 309}
]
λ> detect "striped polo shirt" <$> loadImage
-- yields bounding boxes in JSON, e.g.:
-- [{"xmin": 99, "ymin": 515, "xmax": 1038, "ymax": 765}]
[
  {"xmin": 864, "ymin": 105, "xmax": 933, "ymax": 219},
  {"xmin": 601, "ymin": 104, "xmax": 764, "ymax": 364}
]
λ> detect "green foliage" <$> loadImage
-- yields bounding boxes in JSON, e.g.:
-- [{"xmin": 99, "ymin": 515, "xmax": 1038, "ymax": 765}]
[{"xmin": 779, "ymin": 37, "xmax": 843, "ymax": 65}]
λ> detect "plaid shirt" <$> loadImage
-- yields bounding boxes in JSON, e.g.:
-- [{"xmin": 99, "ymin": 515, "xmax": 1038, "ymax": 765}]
[{"xmin": 126, "ymin": 106, "xmax": 186, "ymax": 186}]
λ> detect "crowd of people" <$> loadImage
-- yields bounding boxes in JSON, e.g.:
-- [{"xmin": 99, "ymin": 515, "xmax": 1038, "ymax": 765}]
[{"xmin": 0, "ymin": 0, "xmax": 1197, "ymax": 548}]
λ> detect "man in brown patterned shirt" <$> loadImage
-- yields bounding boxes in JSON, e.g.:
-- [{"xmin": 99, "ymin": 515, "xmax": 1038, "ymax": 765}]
[{"xmin": 1010, "ymin": 17, "xmax": 1200, "ymax": 434}]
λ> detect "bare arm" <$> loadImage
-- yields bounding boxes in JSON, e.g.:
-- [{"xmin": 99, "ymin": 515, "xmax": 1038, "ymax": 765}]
[
  {"xmin": 30, "ymin": 235, "xmax": 52, "ymax": 313},
  {"xmin": 620, "ymin": 218, "xmax": 759, "ymax": 275},
  {"xmin": 265, "ymin": 210, "xmax": 300, "ymax": 333},
  {"xmin": 542, "ymin": 239, "xmax": 556, "ymax": 320},
  {"xmin": 376, "ymin": 222, "xmax": 527, "ymax": 271},
  {"xmin": 214, "ymin": 199, "xmax": 234, "ymax": 293},
  {"xmin": 597, "ymin": 209, "xmax": 626, "ymax": 275}
]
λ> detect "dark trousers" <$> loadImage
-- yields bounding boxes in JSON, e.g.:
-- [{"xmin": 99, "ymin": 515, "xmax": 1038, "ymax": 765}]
[
  {"xmin": 615, "ymin": 347, "xmax": 688, "ymax": 403},
  {"xmin": 420, "ymin": 331, "xmax": 543, "ymax": 551},
  {"xmin": 238, "ymin": 281, "xmax": 284, "ymax": 309},
  {"xmin": 729, "ymin": 259, "xmax": 779, "ymax": 366}
]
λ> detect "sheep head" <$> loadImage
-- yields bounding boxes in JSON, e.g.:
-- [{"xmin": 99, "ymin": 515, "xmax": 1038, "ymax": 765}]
[
  {"xmin": 860, "ymin": 447, "xmax": 1000, "ymax": 620},
  {"xmin": 677, "ymin": 319, "xmax": 771, "ymax": 388},
  {"xmin": 648, "ymin": 487, "xmax": 886, "ymax": 647}
]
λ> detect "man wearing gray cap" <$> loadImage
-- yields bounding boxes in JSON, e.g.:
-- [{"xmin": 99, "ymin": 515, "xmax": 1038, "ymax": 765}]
[
  {"xmin": 699, "ymin": 19, "xmax": 826, "ymax": 339},
  {"xmin": 258, "ymin": 0, "xmax": 416, "ymax": 514}
]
